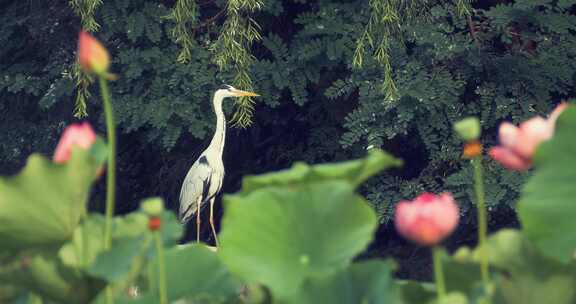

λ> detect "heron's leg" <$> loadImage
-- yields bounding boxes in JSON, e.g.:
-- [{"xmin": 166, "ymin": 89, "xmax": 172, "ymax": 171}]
[
  {"xmin": 209, "ymin": 197, "xmax": 219, "ymax": 247},
  {"xmin": 196, "ymin": 196, "xmax": 202, "ymax": 243}
]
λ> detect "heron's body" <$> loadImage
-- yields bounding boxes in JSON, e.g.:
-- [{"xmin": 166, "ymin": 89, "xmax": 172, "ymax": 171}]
[
  {"xmin": 178, "ymin": 85, "xmax": 258, "ymax": 245},
  {"xmin": 179, "ymin": 89, "xmax": 227, "ymax": 225},
  {"xmin": 178, "ymin": 153, "xmax": 225, "ymax": 223}
]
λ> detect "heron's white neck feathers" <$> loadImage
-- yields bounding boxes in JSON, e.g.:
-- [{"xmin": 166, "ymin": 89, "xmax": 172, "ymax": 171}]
[{"xmin": 206, "ymin": 91, "xmax": 226, "ymax": 160}]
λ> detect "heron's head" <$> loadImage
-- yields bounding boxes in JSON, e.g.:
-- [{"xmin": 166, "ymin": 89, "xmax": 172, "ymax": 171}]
[{"xmin": 216, "ymin": 84, "xmax": 259, "ymax": 99}]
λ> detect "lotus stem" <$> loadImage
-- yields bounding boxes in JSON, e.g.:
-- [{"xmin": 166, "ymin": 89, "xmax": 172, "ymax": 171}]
[
  {"xmin": 432, "ymin": 246, "xmax": 446, "ymax": 300},
  {"xmin": 472, "ymin": 156, "xmax": 490, "ymax": 285}
]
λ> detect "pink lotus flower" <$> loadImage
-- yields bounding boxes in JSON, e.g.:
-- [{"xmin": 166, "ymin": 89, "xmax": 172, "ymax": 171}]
[
  {"xmin": 78, "ymin": 31, "xmax": 110, "ymax": 75},
  {"xmin": 395, "ymin": 193, "xmax": 460, "ymax": 246},
  {"xmin": 489, "ymin": 103, "xmax": 568, "ymax": 171},
  {"xmin": 53, "ymin": 123, "xmax": 97, "ymax": 164}
]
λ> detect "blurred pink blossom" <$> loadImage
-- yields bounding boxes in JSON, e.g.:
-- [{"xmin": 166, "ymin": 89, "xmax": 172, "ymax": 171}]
[
  {"xmin": 78, "ymin": 31, "xmax": 110, "ymax": 75},
  {"xmin": 489, "ymin": 103, "xmax": 568, "ymax": 171},
  {"xmin": 53, "ymin": 122, "xmax": 97, "ymax": 164},
  {"xmin": 395, "ymin": 192, "xmax": 459, "ymax": 246}
]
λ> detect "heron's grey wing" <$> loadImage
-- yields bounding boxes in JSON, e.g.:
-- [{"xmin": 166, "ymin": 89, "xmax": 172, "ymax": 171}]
[{"xmin": 178, "ymin": 156, "xmax": 213, "ymax": 224}]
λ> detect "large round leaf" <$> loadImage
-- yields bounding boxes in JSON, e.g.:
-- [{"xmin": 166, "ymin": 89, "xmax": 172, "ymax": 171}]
[
  {"xmin": 518, "ymin": 105, "xmax": 576, "ymax": 262},
  {"xmin": 289, "ymin": 260, "xmax": 400, "ymax": 304},
  {"xmin": 116, "ymin": 244, "xmax": 240, "ymax": 303},
  {"xmin": 0, "ymin": 149, "xmax": 98, "ymax": 251},
  {"xmin": 219, "ymin": 180, "xmax": 377, "ymax": 299}
]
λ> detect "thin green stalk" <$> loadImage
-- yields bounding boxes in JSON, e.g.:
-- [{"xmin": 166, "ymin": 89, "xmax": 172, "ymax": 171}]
[
  {"xmin": 147, "ymin": 258, "xmax": 156, "ymax": 291},
  {"xmin": 472, "ymin": 156, "xmax": 490, "ymax": 285},
  {"xmin": 99, "ymin": 76, "xmax": 116, "ymax": 304},
  {"xmin": 72, "ymin": 219, "xmax": 85, "ymax": 271},
  {"xmin": 99, "ymin": 77, "xmax": 116, "ymax": 250},
  {"xmin": 80, "ymin": 223, "xmax": 87, "ymax": 268},
  {"xmin": 154, "ymin": 231, "xmax": 168, "ymax": 304},
  {"xmin": 432, "ymin": 246, "xmax": 446, "ymax": 300},
  {"xmin": 105, "ymin": 288, "xmax": 114, "ymax": 304},
  {"xmin": 80, "ymin": 210, "xmax": 88, "ymax": 269}
]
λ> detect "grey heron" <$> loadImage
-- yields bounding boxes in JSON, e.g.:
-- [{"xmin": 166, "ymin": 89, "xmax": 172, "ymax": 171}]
[{"xmin": 179, "ymin": 85, "xmax": 258, "ymax": 246}]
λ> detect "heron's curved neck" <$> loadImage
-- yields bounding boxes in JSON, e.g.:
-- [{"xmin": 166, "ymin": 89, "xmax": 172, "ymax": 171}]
[{"xmin": 207, "ymin": 93, "xmax": 226, "ymax": 158}]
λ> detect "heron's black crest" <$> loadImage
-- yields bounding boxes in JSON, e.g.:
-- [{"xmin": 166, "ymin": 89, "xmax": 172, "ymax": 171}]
[{"xmin": 219, "ymin": 84, "xmax": 233, "ymax": 91}]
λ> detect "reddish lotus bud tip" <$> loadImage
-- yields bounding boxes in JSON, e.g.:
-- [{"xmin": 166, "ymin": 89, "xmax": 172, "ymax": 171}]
[
  {"xmin": 78, "ymin": 31, "xmax": 110, "ymax": 75},
  {"xmin": 395, "ymin": 192, "xmax": 459, "ymax": 246},
  {"xmin": 463, "ymin": 141, "xmax": 482, "ymax": 159},
  {"xmin": 53, "ymin": 122, "xmax": 97, "ymax": 164},
  {"xmin": 414, "ymin": 192, "xmax": 437, "ymax": 203},
  {"xmin": 148, "ymin": 216, "xmax": 162, "ymax": 231}
]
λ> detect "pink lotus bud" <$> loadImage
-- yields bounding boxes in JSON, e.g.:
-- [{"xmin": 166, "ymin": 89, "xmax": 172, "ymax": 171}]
[
  {"xmin": 514, "ymin": 117, "xmax": 553, "ymax": 158},
  {"xmin": 395, "ymin": 193, "xmax": 460, "ymax": 246},
  {"xmin": 53, "ymin": 123, "xmax": 97, "ymax": 164},
  {"xmin": 78, "ymin": 31, "xmax": 110, "ymax": 75},
  {"xmin": 489, "ymin": 103, "xmax": 568, "ymax": 171}
]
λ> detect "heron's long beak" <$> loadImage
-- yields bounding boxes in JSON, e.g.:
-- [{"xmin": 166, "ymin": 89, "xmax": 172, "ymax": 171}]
[{"xmin": 231, "ymin": 89, "xmax": 259, "ymax": 97}]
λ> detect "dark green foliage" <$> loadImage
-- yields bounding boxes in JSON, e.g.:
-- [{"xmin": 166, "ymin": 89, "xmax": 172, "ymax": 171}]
[
  {"xmin": 95, "ymin": 1, "xmax": 222, "ymax": 147},
  {"xmin": 250, "ymin": 0, "xmax": 576, "ymax": 224},
  {"xmin": 0, "ymin": 1, "xmax": 79, "ymax": 174}
]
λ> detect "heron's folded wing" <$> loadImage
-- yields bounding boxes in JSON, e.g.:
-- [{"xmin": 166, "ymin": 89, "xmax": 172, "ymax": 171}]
[{"xmin": 178, "ymin": 159, "xmax": 213, "ymax": 223}]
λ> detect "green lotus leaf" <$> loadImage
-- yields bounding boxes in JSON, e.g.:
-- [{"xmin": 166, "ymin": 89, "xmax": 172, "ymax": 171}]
[
  {"xmin": 518, "ymin": 105, "xmax": 576, "ymax": 262},
  {"xmin": 219, "ymin": 180, "xmax": 377, "ymax": 299},
  {"xmin": 241, "ymin": 149, "xmax": 402, "ymax": 193},
  {"xmin": 0, "ymin": 148, "xmax": 99, "ymax": 252}
]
